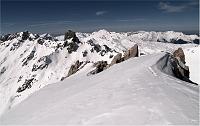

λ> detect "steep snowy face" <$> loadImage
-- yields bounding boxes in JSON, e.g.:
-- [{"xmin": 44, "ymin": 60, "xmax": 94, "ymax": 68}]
[
  {"xmin": 0, "ymin": 30, "xmax": 123, "ymax": 115},
  {"xmin": 0, "ymin": 31, "xmax": 60, "ymax": 115},
  {"xmin": 0, "ymin": 29, "xmax": 198, "ymax": 116}
]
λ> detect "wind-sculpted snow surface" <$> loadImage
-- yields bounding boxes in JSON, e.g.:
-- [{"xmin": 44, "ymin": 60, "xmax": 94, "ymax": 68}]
[
  {"xmin": 0, "ymin": 29, "xmax": 199, "ymax": 117},
  {"xmin": 0, "ymin": 53, "xmax": 198, "ymax": 125}
]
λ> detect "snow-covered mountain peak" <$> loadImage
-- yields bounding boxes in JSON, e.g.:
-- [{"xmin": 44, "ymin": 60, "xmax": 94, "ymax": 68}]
[
  {"xmin": 0, "ymin": 31, "xmax": 39, "ymax": 43},
  {"xmin": 94, "ymin": 29, "xmax": 110, "ymax": 34},
  {"xmin": 40, "ymin": 33, "xmax": 50, "ymax": 37},
  {"xmin": 0, "ymin": 30, "xmax": 199, "ymax": 118}
]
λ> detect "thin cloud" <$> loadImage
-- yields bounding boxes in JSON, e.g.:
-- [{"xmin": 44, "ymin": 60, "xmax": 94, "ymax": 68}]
[
  {"xmin": 159, "ymin": 2, "xmax": 186, "ymax": 13},
  {"xmin": 29, "ymin": 21, "xmax": 73, "ymax": 27},
  {"xmin": 158, "ymin": 1, "xmax": 198, "ymax": 13},
  {"xmin": 116, "ymin": 18, "xmax": 145, "ymax": 22},
  {"xmin": 96, "ymin": 11, "xmax": 107, "ymax": 16}
]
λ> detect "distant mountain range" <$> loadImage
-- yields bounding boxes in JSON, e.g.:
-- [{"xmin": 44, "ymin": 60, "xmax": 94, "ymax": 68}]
[{"xmin": 0, "ymin": 29, "xmax": 199, "ymax": 118}]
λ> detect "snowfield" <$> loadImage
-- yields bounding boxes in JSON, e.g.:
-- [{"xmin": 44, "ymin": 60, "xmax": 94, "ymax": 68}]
[
  {"xmin": 0, "ymin": 53, "xmax": 199, "ymax": 125},
  {"xmin": 0, "ymin": 30, "xmax": 199, "ymax": 125},
  {"xmin": 184, "ymin": 46, "xmax": 200, "ymax": 84}
]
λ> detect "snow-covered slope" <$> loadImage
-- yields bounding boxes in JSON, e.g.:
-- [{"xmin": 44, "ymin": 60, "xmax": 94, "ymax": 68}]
[
  {"xmin": 184, "ymin": 46, "xmax": 200, "ymax": 84},
  {"xmin": 0, "ymin": 29, "xmax": 199, "ymax": 117},
  {"xmin": 0, "ymin": 53, "xmax": 198, "ymax": 125}
]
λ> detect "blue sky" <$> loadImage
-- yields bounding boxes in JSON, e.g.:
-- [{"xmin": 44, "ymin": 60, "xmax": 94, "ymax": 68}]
[{"xmin": 1, "ymin": 0, "xmax": 199, "ymax": 34}]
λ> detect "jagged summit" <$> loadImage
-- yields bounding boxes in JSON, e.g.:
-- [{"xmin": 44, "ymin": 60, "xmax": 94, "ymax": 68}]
[
  {"xmin": 0, "ymin": 31, "xmax": 39, "ymax": 42},
  {"xmin": 64, "ymin": 30, "xmax": 77, "ymax": 40}
]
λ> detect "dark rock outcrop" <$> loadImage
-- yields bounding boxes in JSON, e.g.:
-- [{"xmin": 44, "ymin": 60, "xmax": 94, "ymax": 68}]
[
  {"xmin": 100, "ymin": 45, "xmax": 112, "ymax": 56},
  {"xmin": 193, "ymin": 39, "xmax": 199, "ymax": 44},
  {"xmin": 103, "ymin": 45, "xmax": 112, "ymax": 52},
  {"xmin": 110, "ymin": 53, "xmax": 123, "ymax": 66},
  {"xmin": 0, "ymin": 34, "xmax": 11, "ymax": 42},
  {"xmin": 64, "ymin": 30, "xmax": 76, "ymax": 41},
  {"xmin": 89, "ymin": 61, "xmax": 108, "ymax": 75},
  {"xmin": 124, "ymin": 44, "xmax": 139, "ymax": 60},
  {"xmin": 171, "ymin": 48, "xmax": 190, "ymax": 81},
  {"xmin": 61, "ymin": 61, "xmax": 88, "ymax": 81},
  {"xmin": 37, "ymin": 39, "xmax": 45, "ymax": 45},
  {"xmin": 64, "ymin": 30, "xmax": 81, "ymax": 53},
  {"xmin": 82, "ymin": 50, "xmax": 88, "ymax": 57},
  {"xmin": 1, "ymin": 31, "xmax": 38, "ymax": 43},
  {"xmin": 22, "ymin": 48, "xmax": 36, "ymax": 66},
  {"xmin": 0, "ymin": 67, "xmax": 6, "ymax": 75},
  {"xmin": 171, "ymin": 57, "xmax": 190, "ymax": 80},
  {"xmin": 157, "ymin": 38, "xmax": 168, "ymax": 43},
  {"xmin": 91, "ymin": 44, "xmax": 101, "ymax": 53},
  {"xmin": 67, "ymin": 60, "xmax": 83, "ymax": 77},
  {"xmin": 87, "ymin": 40, "xmax": 114, "ymax": 56},
  {"xmin": 173, "ymin": 47, "xmax": 185, "ymax": 64},
  {"xmin": 66, "ymin": 42, "xmax": 79, "ymax": 54},
  {"xmin": 109, "ymin": 44, "xmax": 139, "ymax": 66},
  {"xmin": 87, "ymin": 39, "xmax": 94, "ymax": 45},
  {"xmin": 32, "ymin": 55, "xmax": 52, "ymax": 71},
  {"xmin": 171, "ymin": 39, "xmax": 188, "ymax": 44},
  {"xmin": 16, "ymin": 78, "xmax": 34, "ymax": 93},
  {"xmin": 87, "ymin": 40, "xmax": 102, "ymax": 53},
  {"xmin": 22, "ymin": 31, "xmax": 30, "ymax": 40},
  {"xmin": 10, "ymin": 40, "xmax": 24, "ymax": 51},
  {"xmin": 109, "ymin": 55, "xmax": 113, "ymax": 58},
  {"xmin": 156, "ymin": 51, "xmax": 195, "ymax": 84},
  {"xmin": 89, "ymin": 44, "xmax": 139, "ymax": 75},
  {"xmin": 64, "ymin": 30, "xmax": 80, "ymax": 43}
]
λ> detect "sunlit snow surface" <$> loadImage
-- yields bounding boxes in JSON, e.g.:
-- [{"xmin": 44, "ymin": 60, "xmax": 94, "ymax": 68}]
[
  {"xmin": 0, "ymin": 53, "xmax": 199, "ymax": 125},
  {"xmin": 0, "ymin": 30, "xmax": 199, "ymax": 125},
  {"xmin": 184, "ymin": 46, "xmax": 200, "ymax": 84}
]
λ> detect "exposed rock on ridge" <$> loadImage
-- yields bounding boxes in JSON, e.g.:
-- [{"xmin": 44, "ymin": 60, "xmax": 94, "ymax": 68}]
[
  {"xmin": 89, "ymin": 44, "xmax": 139, "ymax": 75},
  {"xmin": 171, "ymin": 48, "xmax": 190, "ymax": 82},
  {"xmin": 156, "ymin": 48, "xmax": 195, "ymax": 84},
  {"xmin": 110, "ymin": 44, "xmax": 139, "ymax": 66},
  {"xmin": 124, "ymin": 44, "xmax": 139, "ymax": 60},
  {"xmin": 67, "ymin": 60, "xmax": 83, "ymax": 77},
  {"xmin": 88, "ymin": 61, "xmax": 108, "ymax": 75},
  {"xmin": 64, "ymin": 30, "xmax": 81, "ymax": 53}
]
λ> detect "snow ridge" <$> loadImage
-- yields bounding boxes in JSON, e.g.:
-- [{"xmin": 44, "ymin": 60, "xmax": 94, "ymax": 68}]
[
  {"xmin": 0, "ymin": 29, "xmax": 199, "ymax": 117},
  {"xmin": 0, "ymin": 53, "xmax": 198, "ymax": 125}
]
